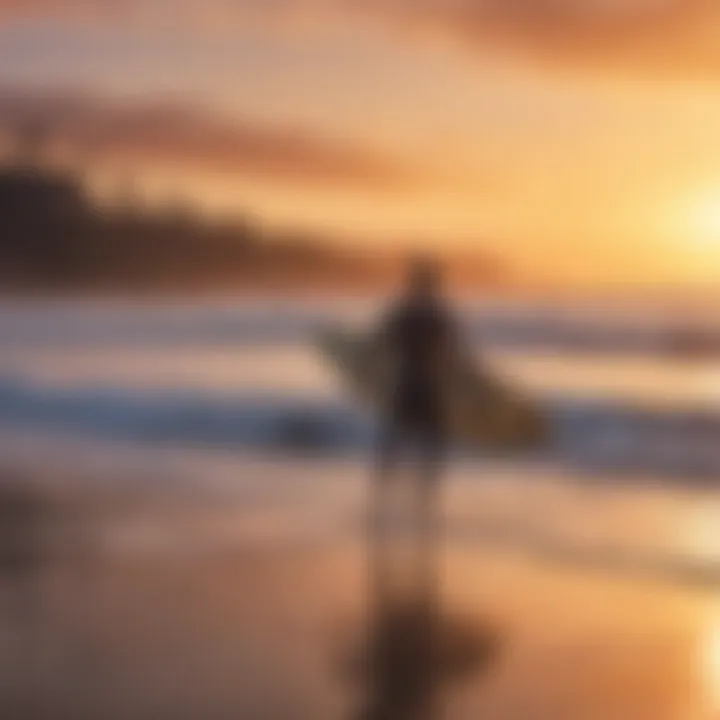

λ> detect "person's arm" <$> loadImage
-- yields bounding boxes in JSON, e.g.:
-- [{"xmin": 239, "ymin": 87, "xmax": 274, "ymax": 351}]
[
  {"xmin": 371, "ymin": 302, "xmax": 399, "ymax": 352},
  {"xmin": 438, "ymin": 305, "xmax": 461, "ymax": 362},
  {"xmin": 369, "ymin": 304, "xmax": 400, "ymax": 393},
  {"xmin": 439, "ymin": 305, "xmax": 478, "ymax": 381}
]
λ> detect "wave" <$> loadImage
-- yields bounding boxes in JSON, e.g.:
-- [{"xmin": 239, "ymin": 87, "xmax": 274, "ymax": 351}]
[
  {"xmin": 3, "ymin": 299, "xmax": 720, "ymax": 358},
  {"xmin": 0, "ymin": 375, "xmax": 374, "ymax": 453},
  {"xmin": 2, "ymin": 375, "xmax": 720, "ymax": 480}
]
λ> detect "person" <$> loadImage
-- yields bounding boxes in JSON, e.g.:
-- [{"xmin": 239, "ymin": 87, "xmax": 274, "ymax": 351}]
[{"xmin": 373, "ymin": 255, "xmax": 458, "ymax": 490}]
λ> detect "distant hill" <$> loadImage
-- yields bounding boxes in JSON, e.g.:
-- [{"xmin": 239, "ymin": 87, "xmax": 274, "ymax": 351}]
[{"xmin": 0, "ymin": 162, "xmax": 507, "ymax": 292}]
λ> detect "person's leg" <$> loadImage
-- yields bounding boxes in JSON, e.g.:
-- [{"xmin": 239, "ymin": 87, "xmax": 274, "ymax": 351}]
[
  {"xmin": 413, "ymin": 417, "xmax": 445, "ymax": 574},
  {"xmin": 416, "ymin": 411, "xmax": 444, "ymax": 501},
  {"xmin": 375, "ymin": 417, "xmax": 401, "ymax": 486},
  {"xmin": 370, "ymin": 416, "xmax": 405, "ymax": 554}
]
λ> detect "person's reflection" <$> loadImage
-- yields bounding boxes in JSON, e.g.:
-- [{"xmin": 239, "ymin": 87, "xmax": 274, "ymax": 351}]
[{"xmin": 350, "ymin": 479, "xmax": 499, "ymax": 720}]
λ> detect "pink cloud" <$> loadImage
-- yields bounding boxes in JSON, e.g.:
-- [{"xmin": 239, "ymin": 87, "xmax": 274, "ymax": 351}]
[
  {"xmin": 1, "ymin": 0, "xmax": 719, "ymax": 75},
  {"xmin": 0, "ymin": 87, "xmax": 414, "ymax": 187}
]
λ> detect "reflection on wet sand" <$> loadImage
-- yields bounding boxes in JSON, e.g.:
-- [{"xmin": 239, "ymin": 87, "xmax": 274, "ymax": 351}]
[
  {"xmin": 346, "ymin": 480, "xmax": 500, "ymax": 720},
  {"xmin": 0, "ymin": 470, "xmax": 716, "ymax": 720}
]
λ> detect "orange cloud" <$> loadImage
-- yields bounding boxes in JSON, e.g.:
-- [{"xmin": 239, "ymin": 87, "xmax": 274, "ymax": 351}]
[
  {"xmin": 2, "ymin": 0, "xmax": 720, "ymax": 76},
  {"xmin": 361, "ymin": 0, "xmax": 720, "ymax": 75},
  {"xmin": 0, "ymin": 87, "xmax": 413, "ymax": 187}
]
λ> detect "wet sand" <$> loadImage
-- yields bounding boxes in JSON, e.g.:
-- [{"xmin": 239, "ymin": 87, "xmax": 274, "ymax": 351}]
[{"xmin": 0, "ymin": 464, "xmax": 717, "ymax": 720}]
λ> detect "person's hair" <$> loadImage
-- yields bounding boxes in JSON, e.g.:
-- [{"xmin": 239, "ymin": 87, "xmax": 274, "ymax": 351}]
[{"xmin": 407, "ymin": 254, "xmax": 441, "ymax": 290}]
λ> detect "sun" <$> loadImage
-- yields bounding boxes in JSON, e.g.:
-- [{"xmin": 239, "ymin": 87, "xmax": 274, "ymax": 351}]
[
  {"xmin": 684, "ymin": 191, "xmax": 720, "ymax": 247},
  {"xmin": 654, "ymin": 189, "xmax": 720, "ymax": 282}
]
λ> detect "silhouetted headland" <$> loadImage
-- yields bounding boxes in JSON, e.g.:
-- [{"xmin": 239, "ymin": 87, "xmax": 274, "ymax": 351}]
[{"xmin": 0, "ymin": 160, "xmax": 507, "ymax": 294}]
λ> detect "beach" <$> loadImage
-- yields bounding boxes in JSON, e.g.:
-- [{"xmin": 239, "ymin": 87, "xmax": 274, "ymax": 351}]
[
  {"xmin": 0, "ymin": 451, "xmax": 717, "ymax": 720},
  {"xmin": 0, "ymin": 297, "xmax": 719, "ymax": 719}
]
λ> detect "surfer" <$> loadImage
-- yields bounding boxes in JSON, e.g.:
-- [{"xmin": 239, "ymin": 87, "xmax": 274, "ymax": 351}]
[{"xmin": 374, "ymin": 255, "xmax": 458, "ymax": 492}]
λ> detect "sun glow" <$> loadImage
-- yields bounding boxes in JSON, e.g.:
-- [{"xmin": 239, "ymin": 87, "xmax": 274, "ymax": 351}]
[
  {"xmin": 651, "ymin": 189, "xmax": 720, "ymax": 283},
  {"xmin": 685, "ymin": 191, "xmax": 720, "ymax": 248}
]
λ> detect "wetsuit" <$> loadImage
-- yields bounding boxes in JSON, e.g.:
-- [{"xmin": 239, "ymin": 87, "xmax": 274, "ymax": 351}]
[{"xmin": 376, "ymin": 296, "xmax": 455, "ymax": 478}]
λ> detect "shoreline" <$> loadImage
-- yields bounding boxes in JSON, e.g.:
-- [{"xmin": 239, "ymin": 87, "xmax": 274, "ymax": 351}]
[{"xmin": 0, "ymin": 281, "xmax": 718, "ymax": 310}]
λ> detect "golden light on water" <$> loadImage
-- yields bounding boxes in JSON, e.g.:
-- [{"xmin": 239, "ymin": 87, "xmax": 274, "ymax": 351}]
[
  {"xmin": 690, "ymin": 506, "xmax": 720, "ymax": 717},
  {"xmin": 682, "ymin": 504, "xmax": 720, "ymax": 562},
  {"xmin": 701, "ymin": 610, "xmax": 720, "ymax": 715}
]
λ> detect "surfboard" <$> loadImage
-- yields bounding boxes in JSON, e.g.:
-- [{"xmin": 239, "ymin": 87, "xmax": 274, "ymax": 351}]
[{"xmin": 316, "ymin": 325, "xmax": 548, "ymax": 452}]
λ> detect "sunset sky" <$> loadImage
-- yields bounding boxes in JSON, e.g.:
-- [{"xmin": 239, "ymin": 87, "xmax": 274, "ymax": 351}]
[{"xmin": 3, "ymin": 0, "xmax": 720, "ymax": 284}]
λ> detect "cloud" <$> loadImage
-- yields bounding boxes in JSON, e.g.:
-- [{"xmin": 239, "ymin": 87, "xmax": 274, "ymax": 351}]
[
  {"xmin": 0, "ymin": 87, "xmax": 413, "ymax": 187},
  {"xmin": 363, "ymin": 0, "xmax": 720, "ymax": 75},
  {"xmin": 0, "ymin": 0, "xmax": 302, "ymax": 28},
  {"xmin": 1, "ymin": 0, "xmax": 720, "ymax": 75}
]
